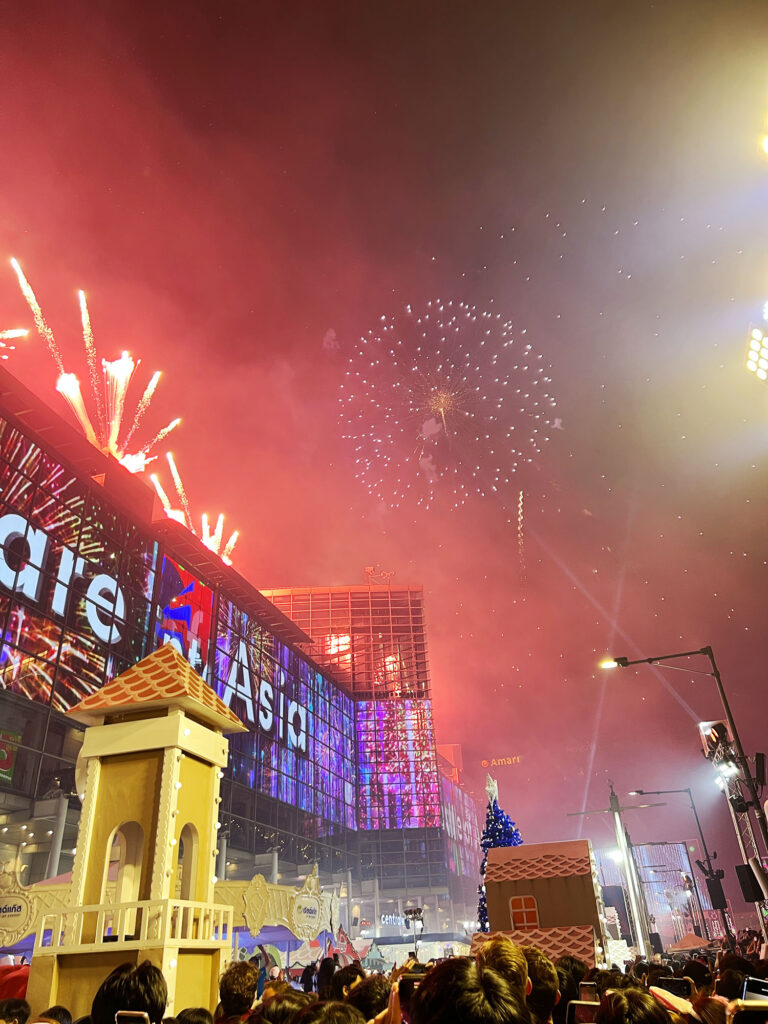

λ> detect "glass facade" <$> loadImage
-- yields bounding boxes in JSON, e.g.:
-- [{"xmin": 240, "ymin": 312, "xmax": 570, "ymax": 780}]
[{"xmin": 0, "ymin": 376, "xmax": 481, "ymax": 935}]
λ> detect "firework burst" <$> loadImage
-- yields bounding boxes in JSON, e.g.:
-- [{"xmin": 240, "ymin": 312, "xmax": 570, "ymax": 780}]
[
  {"xmin": 151, "ymin": 452, "xmax": 240, "ymax": 565},
  {"xmin": 340, "ymin": 299, "xmax": 557, "ymax": 512},
  {"xmin": 9, "ymin": 259, "xmax": 179, "ymax": 473}
]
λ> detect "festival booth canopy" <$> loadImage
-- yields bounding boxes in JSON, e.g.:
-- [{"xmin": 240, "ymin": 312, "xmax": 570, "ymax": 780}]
[{"xmin": 666, "ymin": 933, "xmax": 717, "ymax": 952}]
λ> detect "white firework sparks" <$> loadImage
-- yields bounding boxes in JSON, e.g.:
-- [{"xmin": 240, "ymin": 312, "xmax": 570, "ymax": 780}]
[
  {"xmin": 151, "ymin": 452, "xmax": 240, "ymax": 566},
  {"xmin": 10, "ymin": 258, "xmax": 179, "ymax": 473},
  {"xmin": 340, "ymin": 298, "xmax": 557, "ymax": 511}
]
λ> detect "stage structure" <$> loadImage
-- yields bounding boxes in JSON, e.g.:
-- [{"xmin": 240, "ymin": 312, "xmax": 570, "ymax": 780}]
[{"xmin": 26, "ymin": 643, "xmax": 242, "ymax": 1017}]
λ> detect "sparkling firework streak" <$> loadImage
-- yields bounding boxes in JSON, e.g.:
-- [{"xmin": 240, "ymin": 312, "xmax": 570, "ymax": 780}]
[
  {"xmin": 151, "ymin": 453, "xmax": 240, "ymax": 565},
  {"xmin": 9, "ymin": 259, "xmax": 180, "ymax": 473},
  {"xmin": 10, "ymin": 258, "xmax": 64, "ymax": 373},
  {"xmin": 340, "ymin": 299, "xmax": 557, "ymax": 511},
  {"xmin": 0, "ymin": 328, "xmax": 28, "ymax": 360},
  {"xmin": 78, "ymin": 289, "xmax": 105, "ymax": 437}
]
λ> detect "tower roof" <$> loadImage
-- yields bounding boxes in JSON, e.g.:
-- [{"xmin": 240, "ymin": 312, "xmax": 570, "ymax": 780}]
[{"xmin": 67, "ymin": 642, "xmax": 246, "ymax": 733}]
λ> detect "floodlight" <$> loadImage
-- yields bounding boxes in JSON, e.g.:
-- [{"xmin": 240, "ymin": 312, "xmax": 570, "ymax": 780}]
[{"xmin": 747, "ymin": 327, "xmax": 768, "ymax": 381}]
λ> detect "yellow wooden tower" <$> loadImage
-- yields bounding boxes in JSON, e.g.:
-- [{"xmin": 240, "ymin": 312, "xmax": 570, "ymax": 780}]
[{"xmin": 27, "ymin": 643, "xmax": 246, "ymax": 1018}]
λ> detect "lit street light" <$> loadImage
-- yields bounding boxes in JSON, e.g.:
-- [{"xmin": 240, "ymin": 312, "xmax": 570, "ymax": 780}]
[
  {"xmin": 627, "ymin": 786, "xmax": 733, "ymax": 946},
  {"xmin": 602, "ymin": 645, "xmax": 768, "ymax": 942}
]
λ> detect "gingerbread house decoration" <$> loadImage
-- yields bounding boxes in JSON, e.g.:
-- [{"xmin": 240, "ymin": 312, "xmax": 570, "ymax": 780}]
[
  {"xmin": 474, "ymin": 839, "xmax": 608, "ymax": 966},
  {"xmin": 26, "ymin": 643, "xmax": 246, "ymax": 1019}
]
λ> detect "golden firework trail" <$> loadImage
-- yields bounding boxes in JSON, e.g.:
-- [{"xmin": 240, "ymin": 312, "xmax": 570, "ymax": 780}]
[
  {"xmin": 9, "ymin": 258, "xmax": 179, "ymax": 474},
  {"xmin": 10, "ymin": 258, "xmax": 64, "ymax": 373},
  {"xmin": 152, "ymin": 453, "xmax": 240, "ymax": 566},
  {"xmin": 78, "ymin": 289, "xmax": 106, "ymax": 437},
  {"xmin": 0, "ymin": 328, "xmax": 28, "ymax": 359}
]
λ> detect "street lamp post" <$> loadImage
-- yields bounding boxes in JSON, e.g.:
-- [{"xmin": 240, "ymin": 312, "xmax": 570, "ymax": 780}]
[
  {"xmin": 629, "ymin": 787, "xmax": 733, "ymax": 945},
  {"xmin": 603, "ymin": 645, "xmax": 768, "ymax": 942}
]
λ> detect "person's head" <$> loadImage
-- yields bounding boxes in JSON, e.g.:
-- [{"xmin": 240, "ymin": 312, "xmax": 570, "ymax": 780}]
[
  {"xmin": 260, "ymin": 982, "xmax": 291, "ymax": 1008},
  {"xmin": 0, "ymin": 1001, "xmax": 30, "ymax": 1024},
  {"xmin": 690, "ymin": 996, "xmax": 726, "ymax": 1024},
  {"xmin": 522, "ymin": 946, "xmax": 560, "ymax": 1024},
  {"xmin": 715, "ymin": 969, "xmax": 745, "ymax": 1000},
  {"xmin": 476, "ymin": 936, "xmax": 530, "ymax": 1000},
  {"xmin": 344, "ymin": 975, "xmax": 390, "ymax": 1020},
  {"xmin": 556, "ymin": 957, "xmax": 588, "ymax": 986},
  {"xmin": 412, "ymin": 957, "xmax": 529, "ymax": 1024},
  {"xmin": 219, "ymin": 962, "xmax": 259, "ymax": 1016},
  {"xmin": 177, "ymin": 1009, "xmax": 213, "ymax": 1024},
  {"xmin": 293, "ymin": 1004, "xmax": 365, "ymax": 1024},
  {"xmin": 717, "ymin": 954, "xmax": 752, "ymax": 975},
  {"xmin": 91, "ymin": 962, "xmax": 167, "ymax": 1024},
  {"xmin": 596, "ymin": 989, "xmax": 670, "ymax": 1024},
  {"xmin": 40, "ymin": 1009, "xmax": 72, "ymax": 1024},
  {"xmin": 254, "ymin": 991, "xmax": 316, "ymax": 1024},
  {"xmin": 553, "ymin": 968, "xmax": 575, "ymax": 1024},
  {"xmin": 330, "ymin": 966, "xmax": 365, "ymax": 1002},
  {"xmin": 682, "ymin": 961, "xmax": 713, "ymax": 998},
  {"xmin": 316, "ymin": 959, "xmax": 337, "ymax": 999}
]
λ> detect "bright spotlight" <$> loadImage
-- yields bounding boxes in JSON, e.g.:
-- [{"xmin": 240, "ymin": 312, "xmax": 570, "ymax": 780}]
[
  {"xmin": 762, "ymin": 135, "xmax": 768, "ymax": 155},
  {"xmin": 608, "ymin": 848, "xmax": 624, "ymax": 864},
  {"xmin": 746, "ymin": 327, "xmax": 768, "ymax": 381},
  {"xmin": 601, "ymin": 658, "xmax": 619, "ymax": 669}
]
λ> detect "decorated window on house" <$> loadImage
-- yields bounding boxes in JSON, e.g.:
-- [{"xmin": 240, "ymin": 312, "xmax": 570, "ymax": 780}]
[{"xmin": 509, "ymin": 894, "xmax": 539, "ymax": 930}]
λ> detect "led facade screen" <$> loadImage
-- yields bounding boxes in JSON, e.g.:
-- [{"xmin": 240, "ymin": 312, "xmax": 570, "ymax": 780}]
[
  {"xmin": 356, "ymin": 699, "xmax": 441, "ymax": 830},
  {"xmin": 213, "ymin": 598, "xmax": 357, "ymax": 829},
  {"xmin": 440, "ymin": 775, "xmax": 480, "ymax": 876},
  {"xmin": 0, "ymin": 418, "xmax": 156, "ymax": 711}
]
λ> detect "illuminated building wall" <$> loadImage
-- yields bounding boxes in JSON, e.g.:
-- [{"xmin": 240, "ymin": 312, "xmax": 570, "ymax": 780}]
[
  {"xmin": 263, "ymin": 585, "xmax": 431, "ymax": 699},
  {"xmin": 266, "ymin": 583, "xmax": 481, "ymax": 914},
  {"xmin": 0, "ymin": 372, "xmax": 357, "ymax": 879},
  {"xmin": 0, "ymin": 369, "xmax": 479, "ymax": 927}
]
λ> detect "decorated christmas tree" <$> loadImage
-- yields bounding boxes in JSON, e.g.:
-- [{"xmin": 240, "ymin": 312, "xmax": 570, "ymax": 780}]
[{"xmin": 477, "ymin": 774, "xmax": 523, "ymax": 931}]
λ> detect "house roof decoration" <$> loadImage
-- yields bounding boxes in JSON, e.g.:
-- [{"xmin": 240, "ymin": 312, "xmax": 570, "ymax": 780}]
[{"xmin": 67, "ymin": 642, "xmax": 246, "ymax": 733}]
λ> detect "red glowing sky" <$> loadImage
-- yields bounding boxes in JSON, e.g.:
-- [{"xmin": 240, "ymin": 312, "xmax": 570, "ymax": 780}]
[{"xmin": 3, "ymin": 2, "xmax": 768, "ymax": 906}]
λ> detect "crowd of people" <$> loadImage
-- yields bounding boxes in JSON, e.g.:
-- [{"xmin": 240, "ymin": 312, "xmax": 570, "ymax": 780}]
[{"xmin": 0, "ymin": 935, "xmax": 767, "ymax": 1024}]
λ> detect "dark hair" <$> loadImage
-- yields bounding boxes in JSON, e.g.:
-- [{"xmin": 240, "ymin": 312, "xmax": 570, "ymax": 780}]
[
  {"xmin": 553, "ymin": 968, "xmax": 576, "ymax": 1024},
  {"xmin": 522, "ymin": 946, "xmax": 559, "ymax": 1024},
  {"xmin": 690, "ymin": 997, "xmax": 726, "ymax": 1024},
  {"xmin": 682, "ymin": 961, "xmax": 713, "ymax": 991},
  {"xmin": 316, "ymin": 960, "xmax": 337, "ymax": 1001},
  {"xmin": 0, "ymin": 1001, "xmax": 31, "ymax": 1024},
  {"xmin": 41, "ymin": 1009, "xmax": 72, "ymax": 1024},
  {"xmin": 476, "ymin": 937, "xmax": 529, "ymax": 1001},
  {"xmin": 555, "ymin": 957, "xmax": 588, "ymax": 986},
  {"xmin": 344, "ymin": 975, "xmax": 391, "ymax": 1020},
  {"xmin": 219, "ymin": 963, "xmax": 259, "ymax": 1016},
  {"xmin": 252, "ymin": 992, "xmax": 316, "ymax": 1024},
  {"xmin": 177, "ymin": 1010, "xmax": 213, "ymax": 1024},
  {"xmin": 330, "ymin": 966, "xmax": 366, "ymax": 1002},
  {"xmin": 293, "ymin": 1003, "xmax": 365, "ymax": 1024},
  {"xmin": 91, "ymin": 961, "xmax": 167, "ymax": 1024},
  {"xmin": 412, "ymin": 958, "xmax": 528, "ymax": 1024},
  {"xmin": 595, "ymin": 990, "xmax": 669, "ymax": 1024},
  {"xmin": 715, "ymin": 969, "xmax": 745, "ymax": 1001},
  {"xmin": 717, "ymin": 955, "xmax": 752, "ymax": 975}
]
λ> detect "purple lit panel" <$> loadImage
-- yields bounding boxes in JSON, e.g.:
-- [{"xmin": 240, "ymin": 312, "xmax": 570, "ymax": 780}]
[{"xmin": 356, "ymin": 699, "xmax": 441, "ymax": 830}]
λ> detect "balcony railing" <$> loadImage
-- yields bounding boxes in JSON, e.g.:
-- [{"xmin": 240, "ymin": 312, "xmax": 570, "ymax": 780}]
[{"xmin": 36, "ymin": 898, "xmax": 232, "ymax": 953}]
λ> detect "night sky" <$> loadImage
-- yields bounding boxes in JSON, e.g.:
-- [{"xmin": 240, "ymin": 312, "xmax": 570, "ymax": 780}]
[{"xmin": 2, "ymin": 1, "xmax": 768, "ymax": 908}]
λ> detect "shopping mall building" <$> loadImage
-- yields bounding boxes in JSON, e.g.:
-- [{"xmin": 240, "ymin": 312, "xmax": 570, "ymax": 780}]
[{"xmin": 0, "ymin": 365, "xmax": 480, "ymax": 946}]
